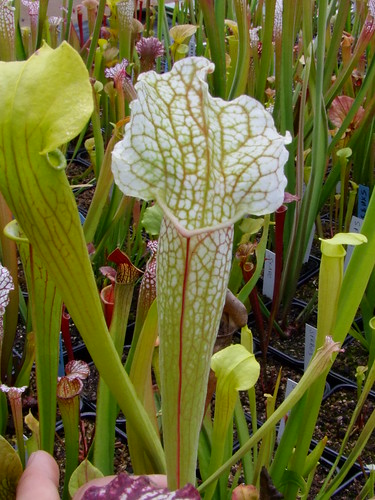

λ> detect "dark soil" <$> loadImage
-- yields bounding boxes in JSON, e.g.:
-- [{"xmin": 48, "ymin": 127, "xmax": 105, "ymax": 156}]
[
  {"xmin": 314, "ymin": 386, "xmax": 375, "ymax": 466},
  {"xmin": 66, "ymin": 157, "xmax": 95, "ymax": 213},
  {"xmin": 331, "ymin": 338, "xmax": 370, "ymax": 385}
]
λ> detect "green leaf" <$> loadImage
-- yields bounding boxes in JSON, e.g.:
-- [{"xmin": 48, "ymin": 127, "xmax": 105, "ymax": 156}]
[
  {"xmin": 142, "ymin": 204, "xmax": 163, "ymax": 236},
  {"xmin": 0, "ymin": 42, "xmax": 92, "ymax": 154},
  {"xmin": 320, "ymin": 232, "xmax": 367, "ymax": 261},
  {"xmin": 24, "ymin": 411, "xmax": 40, "ymax": 456},
  {"xmin": 321, "ymin": 232, "xmax": 367, "ymax": 249},
  {"xmin": 0, "ymin": 42, "xmax": 165, "ymax": 473},
  {"xmin": 278, "ymin": 470, "xmax": 307, "ymax": 496},
  {"xmin": 239, "ymin": 217, "xmax": 265, "ymax": 236},
  {"xmin": 169, "ymin": 25, "xmax": 198, "ymax": 44},
  {"xmin": 205, "ymin": 345, "xmax": 260, "ymax": 499},
  {"xmin": 211, "ymin": 344, "xmax": 260, "ymax": 391},
  {"xmin": 0, "ymin": 435, "xmax": 23, "ymax": 499},
  {"xmin": 68, "ymin": 459, "xmax": 104, "ymax": 498}
]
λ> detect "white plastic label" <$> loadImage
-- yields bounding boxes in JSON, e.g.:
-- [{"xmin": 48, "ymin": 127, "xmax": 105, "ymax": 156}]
[
  {"xmin": 303, "ymin": 224, "xmax": 315, "ymax": 263},
  {"xmin": 344, "ymin": 216, "xmax": 364, "ymax": 272},
  {"xmin": 304, "ymin": 324, "xmax": 317, "ymax": 371},
  {"xmin": 263, "ymin": 249, "xmax": 275, "ymax": 299},
  {"xmin": 277, "ymin": 378, "xmax": 298, "ymax": 442}
]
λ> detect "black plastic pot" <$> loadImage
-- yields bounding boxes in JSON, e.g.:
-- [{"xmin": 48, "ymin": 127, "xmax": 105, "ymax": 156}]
[{"xmin": 314, "ymin": 384, "xmax": 375, "ymax": 472}]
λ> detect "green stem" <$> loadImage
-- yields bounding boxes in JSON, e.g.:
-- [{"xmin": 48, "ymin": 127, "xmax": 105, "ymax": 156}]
[
  {"xmin": 156, "ymin": 0, "xmax": 165, "ymax": 73},
  {"xmin": 94, "ymin": 280, "xmax": 135, "ymax": 475},
  {"xmin": 227, "ymin": 0, "xmax": 250, "ymax": 100},
  {"xmin": 29, "ymin": 248, "xmax": 61, "ymax": 454},
  {"xmin": 199, "ymin": 0, "xmax": 226, "ymax": 97},
  {"xmin": 83, "ymin": 129, "xmax": 119, "ymax": 243},
  {"xmin": 198, "ymin": 337, "xmax": 341, "ymax": 494},
  {"xmin": 237, "ymin": 216, "xmax": 269, "ymax": 304},
  {"xmin": 85, "ymin": 0, "xmax": 106, "ymax": 72},
  {"xmin": 63, "ymin": 0, "xmax": 73, "ymax": 42},
  {"xmin": 36, "ymin": 0, "xmax": 49, "ymax": 49},
  {"xmin": 255, "ymin": 0, "xmax": 276, "ymax": 103},
  {"xmin": 57, "ymin": 393, "xmax": 80, "ymax": 500},
  {"xmin": 280, "ymin": 0, "xmax": 328, "ymax": 314}
]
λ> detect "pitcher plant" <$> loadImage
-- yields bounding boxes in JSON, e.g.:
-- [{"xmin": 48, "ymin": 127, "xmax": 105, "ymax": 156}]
[{"xmin": 111, "ymin": 56, "xmax": 290, "ymax": 488}]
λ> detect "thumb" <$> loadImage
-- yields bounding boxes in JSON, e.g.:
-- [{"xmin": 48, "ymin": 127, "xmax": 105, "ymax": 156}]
[{"xmin": 16, "ymin": 451, "xmax": 60, "ymax": 500}]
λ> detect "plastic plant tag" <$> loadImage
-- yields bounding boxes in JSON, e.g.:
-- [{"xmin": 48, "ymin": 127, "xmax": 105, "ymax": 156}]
[
  {"xmin": 112, "ymin": 56, "xmax": 290, "ymax": 488},
  {"xmin": 358, "ymin": 185, "xmax": 369, "ymax": 219},
  {"xmin": 344, "ymin": 216, "xmax": 364, "ymax": 271},
  {"xmin": 277, "ymin": 379, "xmax": 297, "ymax": 442},
  {"xmin": 303, "ymin": 224, "xmax": 315, "ymax": 264},
  {"xmin": 304, "ymin": 324, "xmax": 317, "ymax": 371},
  {"xmin": 263, "ymin": 249, "xmax": 275, "ymax": 299}
]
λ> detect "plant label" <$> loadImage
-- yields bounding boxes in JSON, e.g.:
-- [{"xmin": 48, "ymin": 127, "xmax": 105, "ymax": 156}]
[
  {"xmin": 344, "ymin": 216, "xmax": 364, "ymax": 272},
  {"xmin": 58, "ymin": 334, "xmax": 65, "ymax": 377},
  {"xmin": 263, "ymin": 249, "xmax": 275, "ymax": 299},
  {"xmin": 304, "ymin": 324, "xmax": 317, "ymax": 371},
  {"xmin": 303, "ymin": 224, "xmax": 315, "ymax": 263},
  {"xmin": 277, "ymin": 378, "xmax": 298, "ymax": 442},
  {"xmin": 358, "ymin": 185, "xmax": 369, "ymax": 219}
]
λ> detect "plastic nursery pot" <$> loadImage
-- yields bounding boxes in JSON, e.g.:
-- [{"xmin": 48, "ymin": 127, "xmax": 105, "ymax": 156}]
[
  {"xmin": 297, "ymin": 254, "xmax": 321, "ymax": 286},
  {"xmin": 65, "ymin": 148, "xmax": 89, "ymax": 162},
  {"xmin": 313, "ymin": 384, "xmax": 375, "ymax": 469},
  {"xmin": 55, "ymin": 411, "xmax": 131, "ymax": 485},
  {"xmin": 258, "ymin": 255, "xmax": 320, "ymax": 292},
  {"xmin": 329, "ymin": 336, "xmax": 374, "ymax": 394},
  {"xmin": 240, "ymin": 352, "xmax": 331, "ymax": 425},
  {"xmin": 332, "ymin": 470, "xmax": 368, "ymax": 498},
  {"xmin": 250, "ymin": 299, "xmax": 316, "ymax": 367}
]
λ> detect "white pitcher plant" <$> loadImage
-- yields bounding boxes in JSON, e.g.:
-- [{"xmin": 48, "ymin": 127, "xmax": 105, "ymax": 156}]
[{"xmin": 111, "ymin": 56, "xmax": 290, "ymax": 489}]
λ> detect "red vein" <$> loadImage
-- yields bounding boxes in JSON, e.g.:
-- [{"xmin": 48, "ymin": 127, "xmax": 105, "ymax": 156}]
[{"xmin": 177, "ymin": 236, "xmax": 190, "ymax": 488}]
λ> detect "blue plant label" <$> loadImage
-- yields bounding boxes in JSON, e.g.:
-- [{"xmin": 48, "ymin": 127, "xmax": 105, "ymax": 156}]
[
  {"xmin": 277, "ymin": 378, "xmax": 298, "ymax": 442},
  {"xmin": 58, "ymin": 333, "xmax": 65, "ymax": 377},
  {"xmin": 344, "ymin": 216, "xmax": 364, "ymax": 272},
  {"xmin": 263, "ymin": 249, "xmax": 275, "ymax": 299},
  {"xmin": 304, "ymin": 324, "xmax": 317, "ymax": 371},
  {"xmin": 303, "ymin": 224, "xmax": 315, "ymax": 263},
  {"xmin": 358, "ymin": 185, "xmax": 369, "ymax": 219}
]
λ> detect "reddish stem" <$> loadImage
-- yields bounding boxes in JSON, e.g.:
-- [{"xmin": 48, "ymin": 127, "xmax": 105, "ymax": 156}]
[
  {"xmin": 77, "ymin": 6, "xmax": 84, "ymax": 47},
  {"xmin": 267, "ymin": 205, "xmax": 287, "ymax": 337}
]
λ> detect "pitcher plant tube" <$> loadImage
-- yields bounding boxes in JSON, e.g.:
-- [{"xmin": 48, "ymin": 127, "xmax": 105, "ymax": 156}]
[{"xmin": 111, "ymin": 56, "xmax": 290, "ymax": 489}]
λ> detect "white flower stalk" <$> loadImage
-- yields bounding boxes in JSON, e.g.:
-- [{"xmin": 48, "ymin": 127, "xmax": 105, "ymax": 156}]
[{"xmin": 112, "ymin": 56, "xmax": 289, "ymax": 489}]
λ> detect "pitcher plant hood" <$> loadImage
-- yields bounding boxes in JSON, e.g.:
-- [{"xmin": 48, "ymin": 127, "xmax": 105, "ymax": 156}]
[{"xmin": 111, "ymin": 56, "xmax": 290, "ymax": 236}]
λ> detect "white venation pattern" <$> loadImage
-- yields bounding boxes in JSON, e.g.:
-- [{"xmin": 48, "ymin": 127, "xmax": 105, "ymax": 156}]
[{"xmin": 112, "ymin": 57, "xmax": 289, "ymax": 234}]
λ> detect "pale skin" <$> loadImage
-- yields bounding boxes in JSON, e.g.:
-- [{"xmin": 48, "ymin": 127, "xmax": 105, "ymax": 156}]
[{"xmin": 16, "ymin": 450, "xmax": 168, "ymax": 500}]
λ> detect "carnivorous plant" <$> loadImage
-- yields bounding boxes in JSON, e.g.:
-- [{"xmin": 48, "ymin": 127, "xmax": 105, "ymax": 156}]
[{"xmin": 111, "ymin": 55, "xmax": 290, "ymax": 489}]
